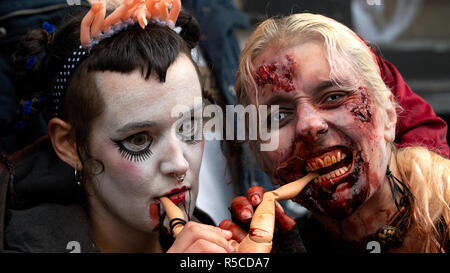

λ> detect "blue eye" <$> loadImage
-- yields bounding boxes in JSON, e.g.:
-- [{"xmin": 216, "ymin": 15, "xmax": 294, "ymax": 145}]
[
  {"xmin": 277, "ymin": 112, "xmax": 287, "ymax": 121},
  {"xmin": 326, "ymin": 94, "xmax": 342, "ymax": 102},
  {"xmin": 113, "ymin": 133, "xmax": 153, "ymax": 162}
]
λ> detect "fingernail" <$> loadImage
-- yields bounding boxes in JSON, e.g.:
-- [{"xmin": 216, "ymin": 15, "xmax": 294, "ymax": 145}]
[
  {"xmin": 239, "ymin": 208, "xmax": 252, "ymax": 222},
  {"xmin": 250, "ymin": 194, "xmax": 261, "ymax": 206}
]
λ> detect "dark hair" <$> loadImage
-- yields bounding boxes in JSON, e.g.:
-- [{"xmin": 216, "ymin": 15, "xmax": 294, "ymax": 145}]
[{"xmin": 12, "ymin": 6, "xmax": 201, "ymax": 181}]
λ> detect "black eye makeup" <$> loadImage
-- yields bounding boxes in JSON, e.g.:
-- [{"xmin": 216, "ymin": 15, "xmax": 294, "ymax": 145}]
[{"xmin": 112, "ymin": 132, "xmax": 153, "ymax": 162}]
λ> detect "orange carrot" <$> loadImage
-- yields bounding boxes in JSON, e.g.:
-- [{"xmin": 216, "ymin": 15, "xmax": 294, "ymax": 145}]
[
  {"xmin": 159, "ymin": 196, "xmax": 185, "ymax": 237},
  {"xmin": 271, "ymin": 172, "xmax": 318, "ymax": 201}
]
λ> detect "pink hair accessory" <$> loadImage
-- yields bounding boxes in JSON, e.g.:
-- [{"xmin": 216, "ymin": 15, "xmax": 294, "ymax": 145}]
[{"xmin": 80, "ymin": 0, "xmax": 181, "ymax": 47}]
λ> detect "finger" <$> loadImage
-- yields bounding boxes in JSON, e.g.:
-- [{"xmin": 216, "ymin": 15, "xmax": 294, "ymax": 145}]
[
  {"xmin": 274, "ymin": 201, "xmax": 296, "ymax": 233},
  {"xmin": 185, "ymin": 239, "xmax": 228, "ymax": 253},
  {"xmin": 219, "ymin": 220, "xmax": 247, "ymax": 243},
  {"xmin": 247, "ymin": 186, "xmax": 266, "ymax": 207},
  {"xmin": 170, "ymin": 222, "xmax": 234, "ymax": 253},
  {"xmin": 198, "ymin": 222, "xmax": 233, "ymax": 240},
  {"xmin": 231, "ymin": 196, "xmax": 254, "ymax": 223}
]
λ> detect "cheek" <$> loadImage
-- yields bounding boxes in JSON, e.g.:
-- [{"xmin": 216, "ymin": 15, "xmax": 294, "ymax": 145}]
[
  {"xmin": 263, "ymin": 124, "xmax": 296, "ymax": 166},
  {"xmin": 105, "ymin": 154, "xmax": 145, "ymax": 183},
  {"xmin": 149, "ymin": 202, "xmax": 161, "ymax": 231}
]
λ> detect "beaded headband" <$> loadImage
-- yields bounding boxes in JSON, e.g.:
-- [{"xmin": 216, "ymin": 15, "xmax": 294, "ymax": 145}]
[{"xmin": 50, "ymin": 0, "xmax": 181, "ymax": 117}]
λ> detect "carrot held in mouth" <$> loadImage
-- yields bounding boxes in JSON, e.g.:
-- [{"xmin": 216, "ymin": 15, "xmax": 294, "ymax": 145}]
[
  {"xmin": 161, "ymin": 172, "xmax": 317, "ymax": 252},
  {"xmin": 159, "ymin": 196, "xmax": 186, "ymax": 237}
]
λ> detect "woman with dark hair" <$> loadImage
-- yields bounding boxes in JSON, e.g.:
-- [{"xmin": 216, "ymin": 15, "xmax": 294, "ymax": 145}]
[{"xmin": 0, "ymin": 1, "xmax": 235, "ymax": 253}]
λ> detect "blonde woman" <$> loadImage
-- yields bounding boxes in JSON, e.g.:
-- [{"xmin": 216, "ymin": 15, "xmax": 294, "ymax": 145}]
[{"xmin": 224, "ymin": 13, "xmax": 449, "ymax": 253}]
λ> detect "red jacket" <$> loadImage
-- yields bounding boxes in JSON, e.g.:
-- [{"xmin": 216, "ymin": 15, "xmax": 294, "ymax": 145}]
[{"xmin": 373, "ymin": 50, "xmax": 449, "ymax": 159}]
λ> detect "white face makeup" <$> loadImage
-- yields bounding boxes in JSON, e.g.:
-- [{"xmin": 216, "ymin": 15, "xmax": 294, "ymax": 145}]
[{"xmin": 86, "ymin": 54, "xmax": 203, "ymax": 234}]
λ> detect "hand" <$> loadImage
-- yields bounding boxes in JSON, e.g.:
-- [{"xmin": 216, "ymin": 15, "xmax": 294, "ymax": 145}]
[
  {"xmin": 167, "ymin": 221, "xmax": 235, "ymax": 253},
  {"xmin": 219, "ymin": 186, "xmax": 297, "ymax": 242}
]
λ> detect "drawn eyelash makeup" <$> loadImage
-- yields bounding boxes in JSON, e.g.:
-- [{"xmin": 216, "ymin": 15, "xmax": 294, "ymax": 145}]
[{"xmin": 112, "ymin": 132, "xmax": 154, "ymax": 162}]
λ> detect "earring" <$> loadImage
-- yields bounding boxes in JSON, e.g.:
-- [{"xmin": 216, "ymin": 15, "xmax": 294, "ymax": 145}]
[{"xmin": 74, "ymin": 169, "xmax": 82, "ymax": 187}]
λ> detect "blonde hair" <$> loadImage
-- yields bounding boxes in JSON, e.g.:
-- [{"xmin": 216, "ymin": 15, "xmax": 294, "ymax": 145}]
[
  {"xmin": 396, "ymin": 147, "xmax": 450, "ymax": 252},
  {"xmin": 236, "ymin": 13, "xmax": 450, "ymax": 252}
]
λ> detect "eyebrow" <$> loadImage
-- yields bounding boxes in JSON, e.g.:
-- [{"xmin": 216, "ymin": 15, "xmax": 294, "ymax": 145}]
[
  {"xmin": 312, "ymin": 80, "xmax": 335, "ymax": 92},
  {"xmin": 116, "ymin": 121, "xmax": 157, "ymax": 133},
  {"xmin": 115, "ymin": 104, "xmax": 203, "ymax": 133},
  {"xmin": 263, "ymin": 80, "xmax": 342, "ymax": 106}
]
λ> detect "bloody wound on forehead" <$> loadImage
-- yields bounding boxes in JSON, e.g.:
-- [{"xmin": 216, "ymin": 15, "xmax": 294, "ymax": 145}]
[{"xmin": 255, "ymin": 55, "xmax": 297, "ymax": 93}]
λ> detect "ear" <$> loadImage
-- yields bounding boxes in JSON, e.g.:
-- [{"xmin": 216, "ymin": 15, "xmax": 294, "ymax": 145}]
[
  {"xmin": 48, "ymin": 118, "xmax": 81, "ymax": 170},
  {"xmin": 383, "ymin": 93, "xmax": 397, "ymax": 143}
]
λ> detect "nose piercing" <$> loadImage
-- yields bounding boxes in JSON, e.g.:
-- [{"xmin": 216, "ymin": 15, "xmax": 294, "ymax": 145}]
[{"xmin": 175, "ymin": 173, "xmax": 186, "ymax": 183}]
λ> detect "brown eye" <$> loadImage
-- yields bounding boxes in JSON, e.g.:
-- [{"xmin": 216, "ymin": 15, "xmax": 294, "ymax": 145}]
[
  {"xmin": 131, "ymin": 134, "xmax": 149, "ymax": 146},
  {"xmin": 113, "ymin": 132, "xmax": 153, "ymax": 163},
  {"xmin": 123, "ymin": 133, "xmax": 152, "ymax": 152}
]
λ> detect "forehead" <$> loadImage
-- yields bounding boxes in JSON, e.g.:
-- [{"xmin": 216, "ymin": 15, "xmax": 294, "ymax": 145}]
[
  {"xmin": 94, "ymin": 55, "xmax": 201, "ymax": 127},
  {"xmin": 252, "ymin": 40, "xmax": 332, "ymax": 101}
]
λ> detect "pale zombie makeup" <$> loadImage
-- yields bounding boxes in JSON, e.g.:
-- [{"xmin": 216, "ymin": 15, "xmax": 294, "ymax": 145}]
[
  {"xmin": 253, "ymin": 41, "xmax": 390, "ymax": 220},
  {"xmin": 86, "ymin": 55, "xmax": 204, "ymax": 233}
]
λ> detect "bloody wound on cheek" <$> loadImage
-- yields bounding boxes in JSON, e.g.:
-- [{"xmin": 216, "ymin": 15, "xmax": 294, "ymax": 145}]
[
  {"xmin": 255, "ymin": 55, "xmax": 297, "ymax": 92},
  {"xmin": 349, "ymin": 89, "xmax": 372, "ymax": 123}
]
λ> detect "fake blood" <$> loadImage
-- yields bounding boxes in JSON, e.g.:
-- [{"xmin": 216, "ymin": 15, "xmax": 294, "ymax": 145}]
[
  {"xmin": 348, "ymin": 89, "xmax": 373, "ymax": 123},
  {"xmin": 255, "ymin": 55, "xmax": 297, "ymax": 92},
  {"xmin": 149, "ymin": 202, "xmax": 160, "ymax": 231}
]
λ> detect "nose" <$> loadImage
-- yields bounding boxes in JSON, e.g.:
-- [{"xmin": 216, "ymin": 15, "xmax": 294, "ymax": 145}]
[
  {"xmin": 295, "ymin": 103, "xmax": 328, "ymax": 143},
  {"xmin": 160, "ymin": 135, "xmax": 189, "ymax": 181}
]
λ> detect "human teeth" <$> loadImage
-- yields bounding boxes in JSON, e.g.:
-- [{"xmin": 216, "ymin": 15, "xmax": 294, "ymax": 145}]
[
  {"xmin": 324, "ymin": 156, "xmax": 331, "ymax": 167},
  {"xmin": 317, "ymin": 158, "xmax": 324, "ymax": 168},
  {"xmin": 313, "ymin": 165, "xmax": 350, "ymax": 184},
  {"xmin": 306, "ymin": 149, "xmax": 350, "ymax": 172}
]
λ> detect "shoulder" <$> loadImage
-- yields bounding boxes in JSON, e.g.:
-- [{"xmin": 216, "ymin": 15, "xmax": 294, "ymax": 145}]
[{"xmin": 4, "ymin": 202, "xmax": 98, "ymax": 253}]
